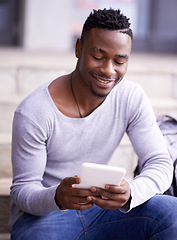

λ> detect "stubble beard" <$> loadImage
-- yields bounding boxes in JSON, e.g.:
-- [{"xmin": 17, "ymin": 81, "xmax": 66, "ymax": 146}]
[
  {"xmin": 89, "ymin": 78, "xmax": 120, "ymax": 99},
  {"xmin": 89, "ymin": 82, "xmax": 109, "ymax": 99}
]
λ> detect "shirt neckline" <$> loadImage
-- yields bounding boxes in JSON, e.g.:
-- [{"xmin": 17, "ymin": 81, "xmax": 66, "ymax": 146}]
[{"xmin": 44, "ymin": 79, "xmax": 113, "ymax": 122}]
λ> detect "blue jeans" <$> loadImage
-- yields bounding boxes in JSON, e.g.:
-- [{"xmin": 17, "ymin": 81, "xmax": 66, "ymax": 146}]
[{"xmin": 11, "ymin": 195, "xmax": 177, "ymax": 240}]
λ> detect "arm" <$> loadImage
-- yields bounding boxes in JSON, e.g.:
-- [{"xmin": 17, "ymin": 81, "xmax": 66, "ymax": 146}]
[
  {"xmin": 126, "ymin": 84, "xmax": 173, "ymax": 209},
  {"xmin": 11, "ymin": 112, "xmax": 59, "ymax": 215},
  {"xmin": 84, "ymin": 84, "xmax": 173, "ymax": 211},
  {"xmin": 11, "ymin": 112, "xmax": 96, "ymax": 215}
]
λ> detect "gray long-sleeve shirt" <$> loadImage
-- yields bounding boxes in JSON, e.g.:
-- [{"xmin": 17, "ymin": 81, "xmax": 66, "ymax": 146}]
[{"xmin": 9, "ymin": 78, "xmax": 173, "ymax": 231}]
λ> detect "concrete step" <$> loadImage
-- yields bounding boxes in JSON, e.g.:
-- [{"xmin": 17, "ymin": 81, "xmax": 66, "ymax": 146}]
[
  {"xmin": 0, "ymin": 196, "xmax": 10, "ymax": 234},
  {"xmin": 0, "ymin": 51, "xmax": 177, "ymax": 98},
  {"xmin": 0, "ymin": 94, "xmax": 177, "ymax": 134},
  {"xmin": 0, "ymin": 134, "xmax": 12, "ymax": 178},
  {"xmin": 0, "ymin": 65, "xmax": 176, "ymax": 98},
  {"xmin": 127, "ymin": 71, "xmax": 177, "ymax": 99},
  {"xmin": 0, "ymin": 66, "xmax": 67, "ymax": 96},
  {"xmin": 150, "ymin": 97, "xmax": 177, "ymax": 117},
  {"xmin": 0, "ymin": 178, "xmax": 11, "ymax": 234},
  {"xmin": 0, "ymin": 234, "xmax": 10, "ymax": 240},
  {"xmin": 0, "ymin": 95, "xmax": 24, "ymax": 134},
  {"xmin": 0, "ymin": 178, "xmax": 11, "ymax": 196}
]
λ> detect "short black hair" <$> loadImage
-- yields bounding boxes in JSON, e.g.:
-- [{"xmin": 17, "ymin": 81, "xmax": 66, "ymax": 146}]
[{"xmin": 81, "ymin": 8, "xmax": 133, "ymax": 42}]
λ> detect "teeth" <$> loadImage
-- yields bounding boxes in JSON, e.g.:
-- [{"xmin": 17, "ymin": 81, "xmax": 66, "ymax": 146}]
[{"xmin": 97, "ymin": 78, "xmax": 110, "ymax": 83}]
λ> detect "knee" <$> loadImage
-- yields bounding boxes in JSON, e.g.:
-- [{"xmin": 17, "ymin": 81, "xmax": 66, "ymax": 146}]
[{"xmin": 147, "ymin": 195, "xmax": 177, "ymax": 222}]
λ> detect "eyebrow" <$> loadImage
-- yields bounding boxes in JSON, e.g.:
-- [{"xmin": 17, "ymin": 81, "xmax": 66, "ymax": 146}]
[{"xmin": 90, "ymin": 46, "xmax": 129, "ymax": 59}]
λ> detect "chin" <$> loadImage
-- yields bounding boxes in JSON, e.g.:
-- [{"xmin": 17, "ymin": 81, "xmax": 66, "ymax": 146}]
[{"xmin": 89, "ymin": 83, "xmax": 111, "ymax": 99}]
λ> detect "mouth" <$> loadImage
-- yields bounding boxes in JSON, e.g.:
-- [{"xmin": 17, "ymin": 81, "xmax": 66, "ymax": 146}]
[
  {"xmin": 97, "ymin": 77, "xmax": 113, "ymax": 84},
  {"xmin": 92, "ymin": 74, "xmax": 116, "ymax": 88}
]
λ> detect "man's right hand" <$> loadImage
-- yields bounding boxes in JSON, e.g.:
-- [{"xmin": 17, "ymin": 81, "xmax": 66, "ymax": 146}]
[{"xmin": 55, "ymin": 176, "xmax": 95, "ymax": 210}]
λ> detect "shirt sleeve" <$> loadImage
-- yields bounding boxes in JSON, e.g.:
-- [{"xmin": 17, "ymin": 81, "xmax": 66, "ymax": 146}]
[
  {"xmin": 10, "ymin": 112, "xmax": 60, "ymax": 215},
  {"xmin": 126, "ymin": 84, "xmax": 173, "ymax": 210}
]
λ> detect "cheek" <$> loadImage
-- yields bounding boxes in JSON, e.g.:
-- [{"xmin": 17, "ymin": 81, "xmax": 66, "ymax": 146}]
[
  {"xmin": 85, "ymin": 56, "xmax": 98, "ymax": 68},
  {"xmin": 80, "ymin": 60, "xmax": 98, "ymax": 75},
  {"xmin": 117, "ymin": 64, "xmax": 128, "ymax": 76},
  {"xmin": 78, "ymin": 57, "xmax": 96, "ymax": 78}
]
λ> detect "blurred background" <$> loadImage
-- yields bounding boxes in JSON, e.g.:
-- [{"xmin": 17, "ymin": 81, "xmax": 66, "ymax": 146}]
[
  {"xmin": 1, "ymin": 0, "xmax": 177, "ymax": 52},
  {"xmin": 0, "ymin": 0, "xmax": 177, "ymax": 237}
]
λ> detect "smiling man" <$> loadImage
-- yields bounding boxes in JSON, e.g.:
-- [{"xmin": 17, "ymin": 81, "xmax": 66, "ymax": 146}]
[
  {"xmin": 10, "ymin": 8, "xmax": 177, "ymax": 240},
  {"xmin": 75, "ymin": 28, "xmax": 131, "ymax": 100}
]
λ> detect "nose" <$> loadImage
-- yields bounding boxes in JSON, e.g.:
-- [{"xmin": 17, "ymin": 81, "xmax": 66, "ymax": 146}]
[{"xmin": 99, "ymin": 60, "xmax": 116, "ymax": 77}]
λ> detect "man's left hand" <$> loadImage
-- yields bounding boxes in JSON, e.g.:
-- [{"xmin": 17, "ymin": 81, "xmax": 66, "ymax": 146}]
[{"xmin": 87, "ymin": 179, "xmax": 131, "ymax": 210}]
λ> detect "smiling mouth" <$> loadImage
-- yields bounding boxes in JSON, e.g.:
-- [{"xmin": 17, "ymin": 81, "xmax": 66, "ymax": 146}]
[
  {"xmin": 97, "ymin": 77, "xmax": 113, "ymax": 84},
  {"xmin": 93, "ymin": 75, "xmax": 116, "ymax": 84},
  {"xmin": 89, "ymin": 75, "xmax": 117, "ymax": 98}
]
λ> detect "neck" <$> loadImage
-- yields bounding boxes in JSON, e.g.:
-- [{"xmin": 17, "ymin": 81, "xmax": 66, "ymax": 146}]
[
  {"xmin": 70, "ymin": 72, "xmax": 83, "ymax": 118},
  {"xmin": 71, "ymin": 71, "xmax": 105, "ymax": 117}
]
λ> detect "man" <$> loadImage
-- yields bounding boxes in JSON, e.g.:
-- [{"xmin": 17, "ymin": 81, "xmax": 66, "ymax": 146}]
[{"xmin": 10, "ymin": 8, "xmax": 177, "ymax": 239}]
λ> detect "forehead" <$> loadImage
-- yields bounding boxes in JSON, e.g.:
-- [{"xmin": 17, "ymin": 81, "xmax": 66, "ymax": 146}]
[{"xmin": 82, "ymin": 28, "xmax": 132, "ymax": 56}]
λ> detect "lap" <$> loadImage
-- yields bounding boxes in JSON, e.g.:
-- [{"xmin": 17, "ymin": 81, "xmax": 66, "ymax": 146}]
[
  {"xmin": 11, "ymin": 210, "xmax": 82, "ymax": 240},
  {"xmin": 82, "ymin": 195, "xmax": 177, "ymax": 240},
  {"xmin": 11, "ymin": 195, "xmax": 177, "ymax": 240}
]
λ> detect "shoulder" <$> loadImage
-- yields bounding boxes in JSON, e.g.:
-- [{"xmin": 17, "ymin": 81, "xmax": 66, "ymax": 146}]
[
  {"xmin": 117, "ymin": 79, "xmax": 144, "ymax": 94},
  {"xmin": 15, "ymin": 81, "xmax": 55, "ymax": 125},
  {"xmin": 111, "ymin": 79, "xmax": 147, "ymax": 105},
  {"xmin": 109, "ymin": 79, "xmax": 153, "ymax": 122}
]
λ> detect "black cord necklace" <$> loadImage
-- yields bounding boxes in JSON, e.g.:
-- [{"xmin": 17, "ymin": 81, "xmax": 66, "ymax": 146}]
[{"xmin": 70, "ymin": 72, "xmax": 83, "ymax": 118}]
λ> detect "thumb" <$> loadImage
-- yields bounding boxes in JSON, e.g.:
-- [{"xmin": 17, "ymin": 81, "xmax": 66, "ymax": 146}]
[{"xmin": 63, "ymin": 176, "xmax": 81, "ymax": 186}]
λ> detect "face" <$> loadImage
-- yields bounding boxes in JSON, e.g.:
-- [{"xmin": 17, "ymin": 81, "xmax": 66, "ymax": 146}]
[{"xmin": 75, "ymin": 28, "xmax": 132, "ymax": 99}]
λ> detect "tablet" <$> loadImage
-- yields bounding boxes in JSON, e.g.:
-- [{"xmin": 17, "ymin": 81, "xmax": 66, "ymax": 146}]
[{"xmin": 75, "ymin": 162, "xmax": 126, "ymax": 189}]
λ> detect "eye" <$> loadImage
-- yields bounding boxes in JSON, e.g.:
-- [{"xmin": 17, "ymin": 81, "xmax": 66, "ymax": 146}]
[
  {"xmin": 114, "ymin": 60, "xmax": 124, "ymax": 65},
  {"xmin": 92, "ymin": 56, "xmax": 103, "ymax": 61}
]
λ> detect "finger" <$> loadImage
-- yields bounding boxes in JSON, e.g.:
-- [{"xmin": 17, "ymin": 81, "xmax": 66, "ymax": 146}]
[
  {"xmin": 90, "ymin": 184, "xmax": 131, "ymax": 203},
  {"xmin": 72, "ymin": 187, "xmax": 102, "ymax": 198},
  {"xmin": 69, "ymin": 202, "xmax": 94, "ymax": 210},
  {"xmin": 105, "ymin": 180, "xmax": 130, "ymax": 194},
  {"xmin": 71, "ymin": 187, "xmax": 93, "ymax": 197},
  {"xmin": 88, "ymin": 189, "xmax": 130, "ymax": 208},
  {"xmin": 87, "ymin": 196, "xmax": 118, "ymax": 210},
  {"xmin": 90, "ymin": 187, "xmax": 115, "ymax": 198},
  {"xmin": 71, "ymin": 196, "xmax": 93, "ymax": 204},
  {"xmin": 105, "ymin": 185, "xmax": 126, "ymax": 194},
  {"xmin": 63, "ymin": 176, "xmax": 81, "ymax": 186},
  {"xmin": 90, "ymin": 188, "xmax": 119, "ymax": 201},
  {"xmin": 104, "ymin": 185, "xmax": 131, "ymax": 203}
]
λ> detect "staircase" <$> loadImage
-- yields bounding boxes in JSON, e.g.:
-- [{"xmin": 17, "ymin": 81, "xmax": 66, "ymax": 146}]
[{"xmin": 0, "ymin": 49, "xmax": 177, "ymax": 239}]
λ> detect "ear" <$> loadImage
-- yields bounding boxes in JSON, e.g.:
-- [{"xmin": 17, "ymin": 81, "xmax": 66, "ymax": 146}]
[{"xmin": 75, "ymin": 38, "xmax": 82, "ymax": 58}]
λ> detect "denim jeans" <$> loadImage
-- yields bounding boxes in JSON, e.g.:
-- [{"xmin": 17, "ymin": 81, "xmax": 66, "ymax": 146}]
[{"xmin": 11, "ymin": 195, "xmax": 177, "ymax": 240}]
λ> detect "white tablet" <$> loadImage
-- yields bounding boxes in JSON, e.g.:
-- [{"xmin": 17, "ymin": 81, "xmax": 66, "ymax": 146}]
[{"xmin": 75, "ymin": 162, "xmax": 126, "ymax": 189}]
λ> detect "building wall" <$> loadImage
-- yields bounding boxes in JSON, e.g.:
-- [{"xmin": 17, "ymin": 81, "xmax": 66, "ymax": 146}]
[
  {"xmin": 1, "ymin": 0, "xmax": 177, "ymax": 53},
  {"xmin": 22, "ymin": 0, "xmax": 139, "ymax": 52},
  {"xmin": 23, "ymin": 0, "xmax": 72, "ymax": 51}
]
